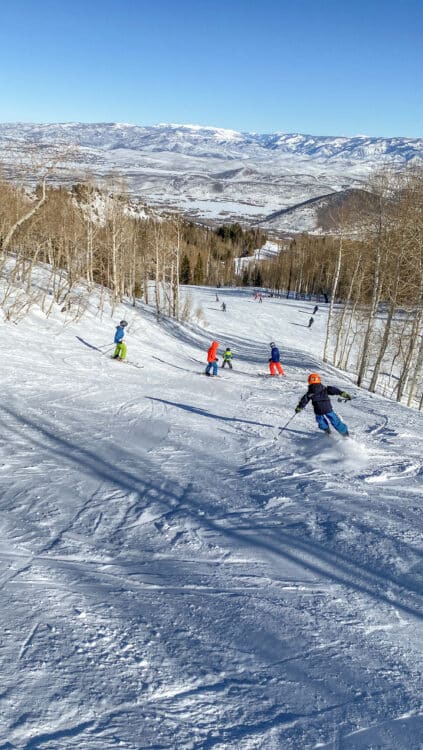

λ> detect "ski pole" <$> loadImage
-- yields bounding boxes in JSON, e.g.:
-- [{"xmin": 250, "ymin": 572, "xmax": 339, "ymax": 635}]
[
  {"xmin": 99, "ymin": 345, "xmax": 115, "ymax": 356},
  {"xmin": 278, "ymin": 413, "xmax": 297, "ymax": 436}
]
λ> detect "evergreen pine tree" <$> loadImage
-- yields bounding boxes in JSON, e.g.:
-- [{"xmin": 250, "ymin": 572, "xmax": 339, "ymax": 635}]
[
  {"xmin": 180, "ymin": 253, "xmax": 191, "ymax": 284},
  {"xmin": 252, "ymin": 266, "xmax": 263, "ymax": 287},
  {"xmin": 193, "ymin": 253, "xmax": 204, "ymax": 284}
]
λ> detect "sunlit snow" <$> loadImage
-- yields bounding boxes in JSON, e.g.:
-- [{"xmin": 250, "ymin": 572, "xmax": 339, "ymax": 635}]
[{"xmin": 0, "ymin": 283, "xmax": 422, "ymax": 749}]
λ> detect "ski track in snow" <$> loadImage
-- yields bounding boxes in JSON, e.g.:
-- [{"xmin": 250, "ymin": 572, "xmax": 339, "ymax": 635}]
[{"xmin": 0, "ymin": 287, "xmax": 422, "ymax": 749}]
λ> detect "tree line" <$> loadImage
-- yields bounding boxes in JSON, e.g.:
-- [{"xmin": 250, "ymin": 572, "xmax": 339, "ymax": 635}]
[
  {"xmin": 258, "ymin": 168, "xmax": 423, "ymax": 409},
  {"xmin": 0, "ymin": 167, "xmax": 266, "ymax": 323}
]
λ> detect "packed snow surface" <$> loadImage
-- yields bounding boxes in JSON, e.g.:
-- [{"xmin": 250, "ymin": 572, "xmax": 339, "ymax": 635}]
[{"xmin": 1, "ymin": 286, "xmax": 422, "ymax": 749}]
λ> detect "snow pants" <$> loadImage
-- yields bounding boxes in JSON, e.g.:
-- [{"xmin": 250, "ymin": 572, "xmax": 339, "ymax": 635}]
[
  {"xmin": 113, "ymin": 342, "xmax": 127, "ymax": 360},
  {"xmin": 316, "ymin": 411, "xmax": 348, "ymax": 435},
  {"xmin": 222, "ymin": 360, "xmax": 233, "ymax": 369},
  {"xmin": 269, "ymin": 361, "xmax": 285, "ymax": 376},
  {"xmin": 205, "ymin": 361, "xmax": 218, "ymax": 376}
]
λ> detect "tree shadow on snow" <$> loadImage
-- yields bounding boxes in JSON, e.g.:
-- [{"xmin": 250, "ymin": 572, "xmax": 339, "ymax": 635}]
[
  {"xmin": 147, "ymin": 397, "xmax": 274, "ymax": 429},
  {"xmin": 2, "ymin": 402, "xmax": 422, "ymax": 627}
]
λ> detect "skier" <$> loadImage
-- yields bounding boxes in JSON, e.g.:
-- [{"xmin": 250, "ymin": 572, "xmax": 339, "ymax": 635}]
[
  {"xmin": 221, "ymin": 302, "xmax": 226, "ymax": 312},
  {"xmin": 312, "ymin": 305, "xmax": 319, "ymax": 315},
  {"xmin": 308, "ymin": 316, "xmax": 314, "ymax": 328},
  {"xmin": 205, "ymin": 340, "xmax": 219, "ymax": 377},
  {"xmin": 113, "ymin": 320, "xmax": 128, "ymax": 361},
  {"xmin": 268, "ymin": 342, "xmax": 285, "ymax": 376},
  {"xmin": 295, "ymin": 373, "xmax": 352, "ymax": 436},
  {"xmin": 222, "ymin": 347, "xmax": 233, "ymax": 369},
  {"xmin": 216, "ymin": 294, "xmax": 220, "ymax": 302}
]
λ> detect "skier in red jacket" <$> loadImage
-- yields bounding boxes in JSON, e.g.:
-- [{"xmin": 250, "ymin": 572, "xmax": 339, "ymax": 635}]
[{"xmin": 205, "ymin": 341, "xmax": 219, "ymax": 377}]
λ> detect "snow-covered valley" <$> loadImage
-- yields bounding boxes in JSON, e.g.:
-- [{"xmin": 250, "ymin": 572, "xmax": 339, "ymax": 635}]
[
  {"xmin": 1, "ymin": 123, "xmax": 423, "ymax": 232},
  {"xmin": 1, "ymin": 286, "xmax": 422, "ymax": 749}
]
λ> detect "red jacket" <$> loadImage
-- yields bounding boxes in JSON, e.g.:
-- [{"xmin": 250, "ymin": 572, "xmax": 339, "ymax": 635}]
[{"xmin": 207, "ymin": 341, "xmax": 219, "ymax": 362}]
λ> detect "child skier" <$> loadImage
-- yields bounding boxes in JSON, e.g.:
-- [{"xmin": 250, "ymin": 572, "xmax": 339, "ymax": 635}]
[
  {"xmin": 295, "ymin": 373, "xmax": 352, "ymax": 435},
  {"xmin": 268, "ymin": 342, "xmax": 285, "ymax": 376},
  {"xmin": 205, "ymin": 340, "xmax": 219, "ymax": 376},
  {"xmin": 222, "ymin": 347, "xmax": 233, "ymax": 369},
  {"xmin": 113, "ymin": 320, "xmax": 128, "ymax": 361}
]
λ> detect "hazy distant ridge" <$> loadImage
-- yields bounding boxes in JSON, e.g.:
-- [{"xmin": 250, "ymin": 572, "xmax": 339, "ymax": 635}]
[{"xmin": 1, "ymin": 122, "xmax": 422, "ymax": 161}]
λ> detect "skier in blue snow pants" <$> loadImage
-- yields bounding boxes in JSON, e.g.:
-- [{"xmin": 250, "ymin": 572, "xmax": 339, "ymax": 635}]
[{"xmin": 295, "ymin": 373, "xmax": 352, "ymax": 436}]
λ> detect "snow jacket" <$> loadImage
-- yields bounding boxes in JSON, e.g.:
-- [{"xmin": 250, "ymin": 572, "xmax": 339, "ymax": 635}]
[
  {"xmin": 207, "ymin": 341, "xmax": 219, "ymax": 363},
  {"xmin": 297, "ymin": 383, "xmax": 343, "ymax": 416},
  {"xmin": 114, "ymin": 325, "xmax": 126, "ymax": 344},
  {"xmin": 270, "ymin": 346, "xmax": 280, "ymax": 363},
  {"xmin": 223, "ymin": 349, "xmax": 233, "ymax": 361}
]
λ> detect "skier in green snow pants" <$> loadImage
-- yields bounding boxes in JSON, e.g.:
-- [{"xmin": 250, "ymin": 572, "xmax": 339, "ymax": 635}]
[{"xmin": 113, "ymin": 321, "xmax": 128, "ymax": 361}]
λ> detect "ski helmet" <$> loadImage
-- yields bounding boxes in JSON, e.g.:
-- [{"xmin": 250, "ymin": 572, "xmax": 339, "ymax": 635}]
[
  {"xmin": 119, "ymin": 320, "xmax": 128, "ymax": 327},
  {"xmin": 269, "ymin": 342, "xmax": 275, "ymax": 348},
  {"xmin": 308, "ymin": 373, "xmax": 321, "ymax": 385}
]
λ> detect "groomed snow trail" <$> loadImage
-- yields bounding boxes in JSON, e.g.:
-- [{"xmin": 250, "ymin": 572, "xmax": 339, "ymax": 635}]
[{"xmin": 0, "ymin": 287, "xmax": 422, "ymax": 750}]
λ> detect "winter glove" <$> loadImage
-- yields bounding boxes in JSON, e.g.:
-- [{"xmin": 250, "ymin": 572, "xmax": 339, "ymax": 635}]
[
  {"xmin": 295, "ymin": 406, "xmax": 302, "ymax": 413},
  {"xmin": 341, "ymin": 392, "xmax": 352, "ymax": 400}
]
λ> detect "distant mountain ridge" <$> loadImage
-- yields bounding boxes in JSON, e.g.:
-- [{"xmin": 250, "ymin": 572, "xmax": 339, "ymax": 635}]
[{"xmin": 1, "ymin": 122, "xmax": 422, "ymax": 232}]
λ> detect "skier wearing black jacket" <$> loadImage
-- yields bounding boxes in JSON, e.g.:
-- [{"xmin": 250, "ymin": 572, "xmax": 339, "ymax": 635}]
[{"xmin": 295, "ymin": 373, "xmax": 351, "ymax": 436}]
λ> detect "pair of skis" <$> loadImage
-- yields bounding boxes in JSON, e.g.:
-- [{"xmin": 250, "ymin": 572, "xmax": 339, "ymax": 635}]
[{"xmin": 111, "ymin": 356, "xmax": 143, "ymax": 369}]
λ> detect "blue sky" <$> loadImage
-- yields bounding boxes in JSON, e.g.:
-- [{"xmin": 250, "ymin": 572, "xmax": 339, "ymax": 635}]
[{"xmin": 0, "ymin": 0, "xmax": 421, "ymax": 137}]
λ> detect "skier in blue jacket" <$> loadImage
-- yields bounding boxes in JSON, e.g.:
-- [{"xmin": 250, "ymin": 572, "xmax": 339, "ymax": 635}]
[
  {"xmin": 268, "ymin": 342, "xmax": 285, "ymax": 376},
  {"xmin": 113, "ymin": 320, "xmax": 128, "ymax": 361},
  {"xmin": 295, "ymin": 373, "xmax": 351, "ymax": 435}
]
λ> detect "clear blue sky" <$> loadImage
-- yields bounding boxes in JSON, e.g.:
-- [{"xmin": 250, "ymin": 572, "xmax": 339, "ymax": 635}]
[{"xmin": 0, "ymin": 0, "xmax": 422, "ymax": 137}]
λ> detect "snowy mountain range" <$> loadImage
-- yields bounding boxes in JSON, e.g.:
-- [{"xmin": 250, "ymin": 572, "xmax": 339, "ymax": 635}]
[{"xmin": 1, "ymin": 122, "xmax": 422, "ymax": 232}]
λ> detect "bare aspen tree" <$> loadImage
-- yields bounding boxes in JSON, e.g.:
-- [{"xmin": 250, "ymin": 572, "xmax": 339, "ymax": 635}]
[
  {"xmin": 356, "ymin": 182, "xmax": 389, "ymax": 387},
  {"xmin": 407, "ymin": 328, "xmax": 423, "ymax": 407},
  {"xmin": 171, "ymin": 216, "xmax": 182, "ymax": 319},
  {"xmin": 333, "ymin": 250, "xmax": 363, "ymax": 367}
]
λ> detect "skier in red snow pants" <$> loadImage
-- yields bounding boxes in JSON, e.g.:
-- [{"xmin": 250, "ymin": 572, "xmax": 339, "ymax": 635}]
[{"xmin": 268, "ymin": 342, "xmax": 285, "ymax": 376}]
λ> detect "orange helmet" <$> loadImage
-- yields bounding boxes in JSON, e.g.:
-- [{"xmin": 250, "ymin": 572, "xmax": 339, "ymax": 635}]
[{"xmin": 308, "ymin": 373, "xmax": 321, "ymax": 385}]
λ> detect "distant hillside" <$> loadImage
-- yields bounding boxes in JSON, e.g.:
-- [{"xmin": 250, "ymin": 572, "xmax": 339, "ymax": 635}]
[{"xmin": 1, "ymin": 122, "xmax": 422, "ymax": 232}]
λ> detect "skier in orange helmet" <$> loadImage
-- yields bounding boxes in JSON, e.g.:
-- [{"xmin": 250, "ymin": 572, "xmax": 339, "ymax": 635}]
[{"xmin": 295, "ymin": 373, "xmax": 352, "ymax": 436}]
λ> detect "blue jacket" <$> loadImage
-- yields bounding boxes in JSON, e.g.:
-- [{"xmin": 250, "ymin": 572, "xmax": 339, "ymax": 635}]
[
  {"xmin": 298, "ymin": 383, "xmax": 343, "ymax": 415},
  {"xmin": 270, "ymin": 346, "xmax": 280, "ymax": 363},
  {"xmin": 114, "ymin": 325, "xmax": 125, "ymax": 344}
]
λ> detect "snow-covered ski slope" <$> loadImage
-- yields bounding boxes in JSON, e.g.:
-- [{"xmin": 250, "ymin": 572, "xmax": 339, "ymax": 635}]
[{"xmin": 1, "ymin": 286, "xmax": 422, "ymax": 750}]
